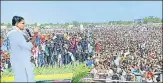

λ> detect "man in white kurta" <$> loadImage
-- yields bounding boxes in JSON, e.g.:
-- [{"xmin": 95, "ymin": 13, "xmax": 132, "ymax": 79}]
[{"xmin": 3, "ymin": 26, "xmax": 35, "ymax": 82}]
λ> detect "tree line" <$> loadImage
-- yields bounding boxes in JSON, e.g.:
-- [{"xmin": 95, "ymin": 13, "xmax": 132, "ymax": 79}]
[{"xmin": 1, "ymin": 16, "xmax": 162, "ymax": 28}]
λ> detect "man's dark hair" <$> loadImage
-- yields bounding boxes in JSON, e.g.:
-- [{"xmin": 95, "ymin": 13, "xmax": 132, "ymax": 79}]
[{"xmin": 12, "ymin": 16, "xmax": 24, "ymax": 26}]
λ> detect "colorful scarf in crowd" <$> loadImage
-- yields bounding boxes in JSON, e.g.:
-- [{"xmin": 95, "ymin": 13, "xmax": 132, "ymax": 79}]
[
  {"xmin": 31, "ymin": 47, "xmax": 36, "ymax": 55},
  {"xmin": 40, "ymin": 34, "xmax": 45, "ymax": 43},
  {"xmin": 0, "ymin": 37, "xmax": 3, "ymax": 47},
  {"xmin": 35, "ymin": 35, "xmax": 40, "ymax": 46},
  {"xmin": 147, "ymin": 71, "xmax": 153, "ymax": 78},
  {"xmin": 69, "ymin": 37, "xmax": 76, "ymax": 51},
  {"xmin": 95, "ymin": 42, "xmax": 101, "ymax": 53},
  {"xmin": 94, "ymin": 34, "xmax": 97, "ymax": 39},
  {"xmin": 148, "ymin": 52, "xmax": 154, "ymax": 57}
]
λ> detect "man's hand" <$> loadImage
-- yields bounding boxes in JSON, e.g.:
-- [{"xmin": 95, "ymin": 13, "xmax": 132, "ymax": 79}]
[
  {"xmin": 29, "ymin": 27, "xmax": 38, "ymax": 45},
  {"xmin": 34, "ymin": 27, "xmax": 39, "ymax": 33},
  {"xmin": 28, "ymin": 37, "xmax": 32, "ymax": 41}
]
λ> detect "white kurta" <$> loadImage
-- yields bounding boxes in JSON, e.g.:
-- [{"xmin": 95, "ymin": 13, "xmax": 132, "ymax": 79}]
[{"xmin": 5, "ymin": 26, "xmax": 35, "ymax": 82}]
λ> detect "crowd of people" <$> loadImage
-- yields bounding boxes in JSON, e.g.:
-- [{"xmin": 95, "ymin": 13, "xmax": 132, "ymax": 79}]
[
  {"xmin": 88, "ymin": 24, "xmax": 162, "ymax": 82},
  {"xmin": 0, "ymin": 24, "xmax": 162, "ymax": 82}
]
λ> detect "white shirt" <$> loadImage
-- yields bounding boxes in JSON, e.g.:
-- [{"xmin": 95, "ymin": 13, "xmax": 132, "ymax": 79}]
[
  {"xmin": 91, "ymin": 68, "xmax": 98, "ymax": 78},
  {"xmin": 58, "ymin": 54, "xmax": 62, "ymax": 59},
  {"xmin": 88, "ymin": 43, "xmax": 93, "ymax": 53},
  {"xmin": 68, "ymin": 51, "xmax": 75, "ymax": 61},
  {"xmin": 117, "ymin": 67, "xmax": 122, "ymax": 74},
  {"xmin": 53, "ymin": 36, "xmax": 57, "ymax": 40},
  {"xmin": 41, "ymin": 43, "xmax": 45, "ymax": 51},
  {"xmin": 114, "ymin": 55, "xmax": 120, "ymax": 67},
  {"xmin": 122, "ymin": 71, "xmax": 127, "ymax": 79},
  {"xmin": 146, "ymin": 78, "xmax": 153, "ymax": 82},
  {"xmin": 107, "ymin": 69, "xmax": 114, "ymax": 77}
]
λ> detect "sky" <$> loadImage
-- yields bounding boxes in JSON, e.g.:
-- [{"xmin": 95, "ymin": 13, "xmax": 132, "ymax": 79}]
[{"xmin": 1, "ymin": 1, "xmax": 162, "ymax": 24}]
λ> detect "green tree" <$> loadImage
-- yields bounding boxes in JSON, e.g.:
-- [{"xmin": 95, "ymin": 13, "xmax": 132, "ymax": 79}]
[
  {"xmin": 34, "ymin": 22, "xmax": 37, "ymax": 27},
  {"xmin": 82, "ymin": 22, "xmax": 89, "ymax": 27},
  {"xmin": 49, "ymin": 23, "xmax": 53, "ymax": 26},
  {"xmin": 7, "ymin": 23, "xmax": 12, "ymax": 28},
  {"xmin": 143, "ymin": 16, "xmax": 162, "ymax": 24},
  {"xmin": 1, "ymin": 23, "xmax": 4, "ymax": 26},
  {"xmin": 153, "ymin": 17, "xmax": 162, "ymax": 23},
  {"xmin": 72, "ymin": 21, "xmax": 79, "ymax": 27},
  {"xmin": 64, "ymin": 22, "xmax": 69, "ymax": 26}
]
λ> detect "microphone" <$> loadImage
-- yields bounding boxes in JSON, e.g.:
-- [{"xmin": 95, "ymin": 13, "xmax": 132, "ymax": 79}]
[
  {"xmin": 26, "ymin": 28, "xmax": 32, "ymax": 37},
  {"xmin": 26, "ymin": 28, "xmax": 32, "ymax": 40}
]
